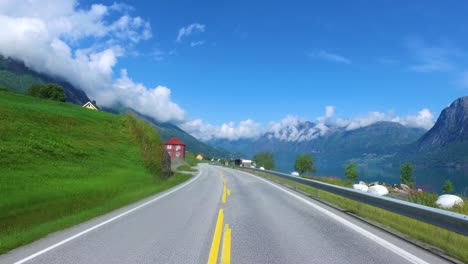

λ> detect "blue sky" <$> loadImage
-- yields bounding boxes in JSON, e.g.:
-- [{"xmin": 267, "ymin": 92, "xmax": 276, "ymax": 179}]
[
  {"xmin": 2, "ymin": 0, "xmax": 468, "ymax": 140},
  {"xmin": 108, "ymin": 0, "xmax": 468, "ymax": 123}
]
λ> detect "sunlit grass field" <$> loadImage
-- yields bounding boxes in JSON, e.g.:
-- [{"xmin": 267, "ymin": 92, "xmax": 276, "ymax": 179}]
[{"xmin": 0, "ymin": 90, "xmax": 191, "ymax": 253}]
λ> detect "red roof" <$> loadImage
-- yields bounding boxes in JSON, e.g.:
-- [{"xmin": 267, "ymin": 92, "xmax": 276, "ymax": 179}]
[{"xmin": 164, "ymin": 137, "xmax": 185, "ymax": 146}]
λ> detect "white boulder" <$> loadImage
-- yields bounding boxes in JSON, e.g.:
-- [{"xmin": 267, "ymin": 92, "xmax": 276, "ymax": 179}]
[
  {"xmin": 259, "ymin": 167, "xmax": 265, "ymax": 170},
  {"xmin": 353, "ymin": 184, "xmax": 369, "ymax": 192},
  {"xmin": 291, "ymin": 172, "xmax": 300, "ymax": 176},
  {"xmin": 436, "ymin": 194, "xmax": 464, "ymax": 209},
  {"xmin": 368, "ymin": 185, "xmax": 389, "ymax": 196}
]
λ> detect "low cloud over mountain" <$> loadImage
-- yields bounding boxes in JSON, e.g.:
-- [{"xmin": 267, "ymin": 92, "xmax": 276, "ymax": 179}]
[
  {"xmin": 182, "ymin": 107, "xmax": 435, "ymax": 142},
  {"xmin": 0, "ymin": 0, "xmax": 184, "ymax": 123}
]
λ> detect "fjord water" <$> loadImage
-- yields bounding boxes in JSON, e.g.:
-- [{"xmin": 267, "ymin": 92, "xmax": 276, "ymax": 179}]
[{"xmin": 316, "ymin": 165, "xmax": 468, "ymax": 195}]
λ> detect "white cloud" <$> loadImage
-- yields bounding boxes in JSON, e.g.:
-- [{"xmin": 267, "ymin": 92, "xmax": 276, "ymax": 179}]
[
  {"xmin": 114, "ymin": 70, "xmax": 185, "ymax": 122},
  {"xmin": 336, "ymin": 112, "xmax": 387, "ymax": 130},
  {"xmin": 180, "ymin": 119, "xmax": 262, "ymax": 141},
  {"xmin": 391, "ymin": 109, "xmax": 434, "ymax": 130},
  {"xmin": 190, "ymin": 41, "xmax": 205, "ymax": 47},
  {"xmin": 317, "ymin": 105, "xmax": 335, "ymax": 124},
  {"xmin": 0, "ymin": 0, "xmax": 185, "ymax": 123},
  {"xmin": 308, "ymin": 50, "xmax": 351, "ymax": 64},
  {"xmin": 336, "ymin": 109, "xmax": 435, "ymax": 131},
  {"xmin": 176, "ymin": 23, "xmax": 205, "ymax": 42}
]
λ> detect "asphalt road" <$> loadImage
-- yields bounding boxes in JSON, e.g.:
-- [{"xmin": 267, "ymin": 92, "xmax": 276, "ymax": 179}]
[{"xmin": 0, "ymin": 164, "xmax": 449, "ymax": 264}]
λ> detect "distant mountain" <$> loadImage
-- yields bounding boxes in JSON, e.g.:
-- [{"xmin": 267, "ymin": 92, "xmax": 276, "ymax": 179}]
[
  {"xmin": 418, "ymin": 96, "xmax": 468, "ymax": 151},
  {"xmin": 0, "ymin": 55, "xmax": 89, "ymax": 104},
  {"xmin": 210, "ymin": 121, "xmax": 426, "ymax": 172},
  {"xmin": 401, "ymin": 96, "xmax": 468, "ymax": 168}
]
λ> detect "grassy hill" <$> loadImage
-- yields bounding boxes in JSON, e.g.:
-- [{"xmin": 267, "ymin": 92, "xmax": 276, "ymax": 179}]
[{"xmin": 0, "ymin": 90, "xmax": 191, "ymax": 253}]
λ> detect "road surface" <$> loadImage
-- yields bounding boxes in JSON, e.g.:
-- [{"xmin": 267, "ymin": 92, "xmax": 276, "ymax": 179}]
[{"xmin": 0, "ymin": 164, "xmax": 449, "ymax": 264}]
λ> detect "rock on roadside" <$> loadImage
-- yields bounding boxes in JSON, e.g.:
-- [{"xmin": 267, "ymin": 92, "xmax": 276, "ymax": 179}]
[
  {"xmin": 436, "ymin": 194, "xmax": 464, "ymax": 209},
  {"xmin": 368, "ymin": 185, "xmax": 389, "ymax": 196},
  {"xmin": 353, "ymin": 184, "xmax": 369, "ymax": 192}
]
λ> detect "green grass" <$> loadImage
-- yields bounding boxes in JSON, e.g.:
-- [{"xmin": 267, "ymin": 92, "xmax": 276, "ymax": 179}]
[
  {"xmin": 177, "ymin": 164, "xmax": 197, "ymax": 172},
  {"xmin": 0, "ymin": 90, "xmax": 191, "ymax": 253},
  {"xmin": 304, "ymin": 175, "xmax": 353, "ymax": 187},
  {"xmin": 240, "ymin": 168, "xmax": 468, "ymax": 263},
  {"xmin": 185, "ymin": 152, "xmax": 199, "ymax": 166}
]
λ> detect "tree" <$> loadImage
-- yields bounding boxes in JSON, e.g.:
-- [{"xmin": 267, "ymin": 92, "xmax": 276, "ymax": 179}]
[
  {"xmin": 252, "ymin": 151, "xmax": 275, "ymax": 170},
  {"xmin": 400, "ymin": 162, "xmax": 414, "ymax": 188},
  {"xmin": 27, "ymin": 83, "xmax": 66, "ymax": 102},
  {"xmin": 442, "ymin": 180, "xmax": 454, "ymax": 194},
  {"xmin": 294, "ymin": 154, "xmax": 316, "ymax": 176},
  {"xmin": 27, "ymin": 83, "xmax": 43, "ymax": 97},
  {"xmin": 344, "ymin": 162, "xmax": 359, "ymax": 181}
]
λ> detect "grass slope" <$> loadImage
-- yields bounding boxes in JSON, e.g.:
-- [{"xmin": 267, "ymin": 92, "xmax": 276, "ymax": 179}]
[{"xmin": 0, "ymin": 90, "xmax": 191, "ymax": 253}]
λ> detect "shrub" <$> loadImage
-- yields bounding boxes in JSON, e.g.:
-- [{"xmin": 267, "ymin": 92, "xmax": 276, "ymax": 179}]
[{"xmin": 27, "ymin": 83, "xmax": 66, "ymax": 102}]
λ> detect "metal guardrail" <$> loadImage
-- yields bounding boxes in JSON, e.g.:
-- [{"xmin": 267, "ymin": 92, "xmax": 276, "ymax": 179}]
[{"xmin": 241, "ymin": 167, "xmax": 468, "ymax": 236}]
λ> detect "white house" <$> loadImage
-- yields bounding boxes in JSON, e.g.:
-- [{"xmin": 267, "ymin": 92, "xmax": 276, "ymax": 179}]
[{"xmin": 82, "ymin": 101, "xmax": 99, "ymax": 110}]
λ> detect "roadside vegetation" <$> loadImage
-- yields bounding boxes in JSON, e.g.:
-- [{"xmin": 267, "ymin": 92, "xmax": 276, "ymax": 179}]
[
  {"xmin": 253, "ymin": 151, "xmax": 275, "ymax": 170},
  {"xmin": 294, "ymin": 154, "xmax": 316, "ymax": 176},
  {"xmin": 238, "ymin": 168, "xmax": 468, "ymax": 263},
  {"xmin": 185, "ymin": 152, "xmax": 199, "ymax": 166},
  {"xmin": 0, "ymin": 90, "xmax": 191, "ymax": 253}
]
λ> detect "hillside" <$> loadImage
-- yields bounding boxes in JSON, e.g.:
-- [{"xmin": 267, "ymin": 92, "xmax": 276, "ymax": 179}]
[
  {"xmin": 0, "ymin": 90, "xmax": 190, "ymax": 253},
  {"xmin": 0, "ymin": 55, "xmax": 89, "ymax": 104},
  {"xmin": 0, "ymin": 55, "xmax": 230, "ymax": 159}
]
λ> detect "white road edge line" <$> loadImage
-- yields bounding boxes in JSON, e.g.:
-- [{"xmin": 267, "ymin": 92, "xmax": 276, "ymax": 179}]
[
  {"xmin": 232, "ymin": 168, "xmax": 430, "ymax": 264},
  {"xmin": 14, "ymin": 171, "xmax": 203, "ymax": 264}
]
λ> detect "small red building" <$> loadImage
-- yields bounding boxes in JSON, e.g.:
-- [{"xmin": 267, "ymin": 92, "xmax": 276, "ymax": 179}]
[{"xmin": 164, "ymin": 137, "xmax": 186, "ymax": 159}]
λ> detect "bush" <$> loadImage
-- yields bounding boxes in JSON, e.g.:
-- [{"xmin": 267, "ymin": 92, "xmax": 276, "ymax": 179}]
[
  {"xmin": 0, "ymin": 87, "xmax": 9, "ymax": 91},
  {"xmin": 27, "ymin": 83, "xmax": 66, "ymax": 102},
  {"xmin": 400, "ymin": 162, "xmax": 414, "ymax": 188},
  {"xmin": 344, "ymin": 162, "xmax": 359, "ymax": 181},
  {"xmin": 442, "ymin": 180, "xmax": 454, "ymax": 194}
]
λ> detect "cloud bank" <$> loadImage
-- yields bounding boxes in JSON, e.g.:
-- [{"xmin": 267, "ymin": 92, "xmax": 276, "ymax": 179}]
[
  {"xmin": 0, "ymin": 0, "xmax": 184, "ymax": 122},
  {"xmin": 182, "ymin": 107, "xmax": 435, "ymax": 142}
]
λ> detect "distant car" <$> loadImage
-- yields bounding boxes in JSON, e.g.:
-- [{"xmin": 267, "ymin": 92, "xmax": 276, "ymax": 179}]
[
  {"xmin": 259, "ymin": 167, "xmax": 265, "ymax": 170},
  {"xmin": 291, "ymin": 172, "xmax": 300, "ymax": 176},
  {"xmin": 250, "ymin": 165, "xmax": 256, "ymax": 168}
]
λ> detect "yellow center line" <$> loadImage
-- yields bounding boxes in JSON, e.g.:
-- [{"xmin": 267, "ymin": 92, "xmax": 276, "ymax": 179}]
[
  {"xmin": 221, "ymin": 224, "xmax": 231, "ymax": 264},
  {"xmin": 227, "ymin": 189, "xmax": 231, "ymax": 197},
  {"xmin": 207, "ymin": 209, "xmax": 224, "ymax": 264},
  {"xmin": 222, "ymin": 184, "xmax": 227, "ymax": 204}
]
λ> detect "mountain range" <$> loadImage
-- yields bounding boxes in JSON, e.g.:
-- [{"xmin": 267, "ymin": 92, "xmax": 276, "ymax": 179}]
[{"xmin": 210, "ymin": 97, "xmax": 468, "ymax": 173}]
